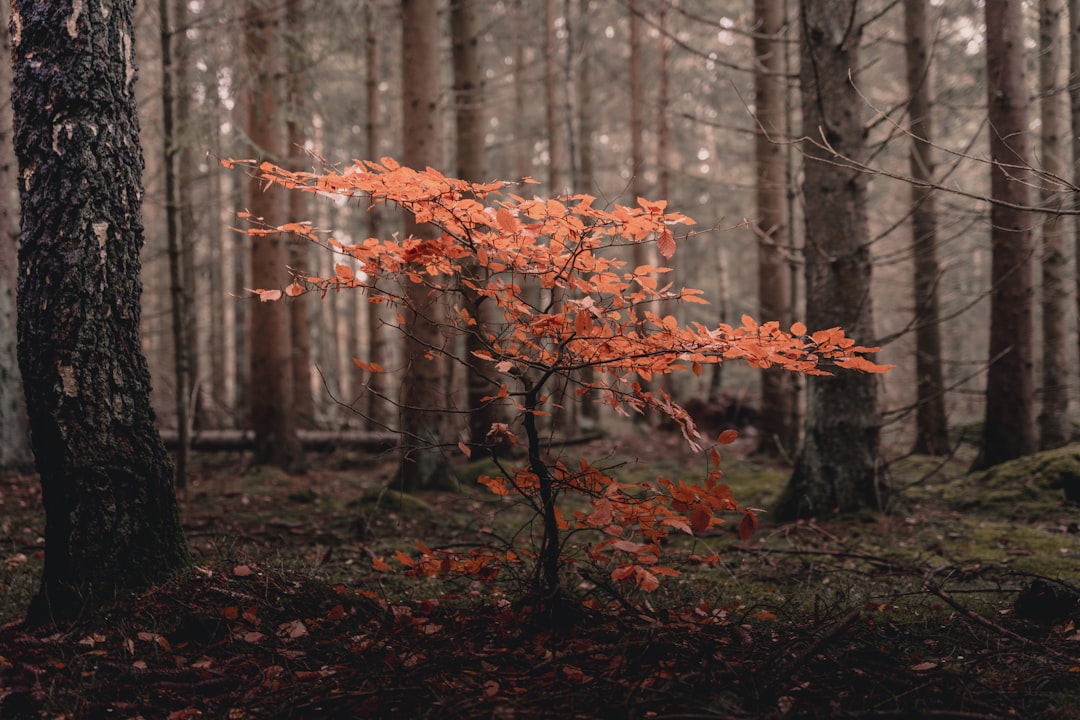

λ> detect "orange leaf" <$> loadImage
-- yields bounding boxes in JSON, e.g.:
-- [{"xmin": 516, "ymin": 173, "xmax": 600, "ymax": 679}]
[
  {"xmin": 738, "ymin": 512, "xmax": 758, "ymax": 541},
  {"xmin": 689, "ymin": 504, "xmax": 712, "ymax": 533},
  {"xmin": 457, "ymin": 441, "xmax": 472, "ymax": 459},
  {"xmin": 285, "ymin": 281, "xmax": 304, "ymax": 297},
  {"xmin": 657, "ymin": 229, "xmax": 676, "ymax": 259},
  {"xmin": 717, "ymin": 429, "xmax": 739, "ymax": 445}
]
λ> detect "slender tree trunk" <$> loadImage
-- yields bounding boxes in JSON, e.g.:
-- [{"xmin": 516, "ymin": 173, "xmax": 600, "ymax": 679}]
[
  {"xmin": 364, "ymin": 2, "xmax": 392, "ymax": 431},
  {"xmin": 285, "ymin": 0, "xmax": 315, "ymax": 429},
  {"xmin": 754, "ymin": 0, "xmax": 797, "ymax": 456},
  {"xmin": 775, "ymin": 0, "xmax": 884, "ymax": 519},
  {"xmin": 451, "ymin": 0, "xmax": 503, "ymax": 448},
  {"xmin": 244, "ymin": 0, "xmax": 306, "ymax": 473},
  {"xmin": 207, "ymin": 87, "xmax": 228, "ymax": 425},
  {"xmin": 0, "ymin": 0, "xmax": 33, "ymax": 471},
  {"xmin": 12, "ymin": 0, "xmax": 190, "ymax": 622},
  {"xmin": 1038, "ymin": 0, "xmax": 1071, "ymax": 450},
  {"xmin": 628, "ymin": 0, "xmax": 654, "ymax": 408},
  {"xmin": 545, "ymin": 0, "xmax": 567, "ymax": 195},
  {"xmin": 573, "ymin": 0, "xmax": 599, "ymax": 423},
  {"xmin": 974, "ymin": 0, "xmax": 1037, "ymax": 469},
  {"xmin": 399, "ymin": 0, "xmax": 451, "ymax": 491},
  {"xmin": 1072, "ymin": 0, "xmax": 1080, "ymax": 408},
  {"xmin": 160, "ymin": 0, "xmax": 191, "ymax": 488},
  {"xmin": 904, "ymin": 0, "xmax": 949, "ymax": 456}
]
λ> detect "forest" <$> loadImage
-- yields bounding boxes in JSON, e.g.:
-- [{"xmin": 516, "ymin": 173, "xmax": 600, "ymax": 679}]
[{"xmin": 1, "ymin": 0, "xmax": 1079, "ymax": 718}]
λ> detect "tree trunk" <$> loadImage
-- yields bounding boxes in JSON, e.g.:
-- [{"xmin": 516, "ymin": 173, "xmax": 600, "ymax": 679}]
[
  {"xmin": 974, "ymin": 0, "xmax": 1037, "ymax": 469},
  {"xmin": 11, "ymin": 0, "xmax": 190, "ymax": 622},
  {"xmin": 1072, "ymin": 0, "xmax": 1080, "ymax": 408},
  {"xmin": 754, "ymin": 0, "xmax": 798, "ymax": 457},
  {"xmin": 774, "ymin": 0, "xmax": 884, "ymax": 519},
  {"xmin": 451, "ymin": 0, "xmax": 503, "ymax": 448},
  {"xmin": 244, "ymin": 0, "xmax": 306, "ymax": 473},
  {"xmin": 0, "ymin": 0, "xmax": 33, "ymax": 471},
  {"xmin": 904, "ymin": 0, "xmax": 949, "ymax": 456},
  {"xmin": 363, "ymin": 1, "xmax": 393, "ymax": 432},
  {"xmin": 160, "ymin": 0, "xmax": 191, "ymax": 488},
  {"xmin": 1038, "ymin": 0, "xmax": 1071, "ymax": 450},
  {"xmin": 399, "ymin": 0, "xmax": 451, "ymax": 491},
  {"xmin": 285, "ymin": 0, "xmax": 315, "ymax": 429}
]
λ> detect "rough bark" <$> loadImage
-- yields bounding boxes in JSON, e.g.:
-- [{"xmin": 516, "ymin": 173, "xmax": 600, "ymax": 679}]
[
  {"xmin": 1037, "ymin": 0, "xmax": 1070, "ymax": 450},
  {"xmin": 754, "ymin": 0, "xmax": 798, "ymax": 456},
  {"xmin": 244, "ymin": 0, "xmax": 306, "ymax": 473},
  {"xmin": 11, "ymin": 0, "xmax": 189, "ymax": 622},
  {"xmin": 0, "ymin": 0, "xmax": 33, "ymax": 471},
  {"xmin": 774, "ymin": 0, "xmax": 884, "ymax": 519},
  {"xmin": 973, "ymin": 0, "xmax": 1037, "ymax": 469},
  {"xmin": 399, "ymin": 0, "xmax": 452, "ymax": 491},
  {"xmin": 904, "ymin": 0, "xmax": 949, "ymax": 456}
]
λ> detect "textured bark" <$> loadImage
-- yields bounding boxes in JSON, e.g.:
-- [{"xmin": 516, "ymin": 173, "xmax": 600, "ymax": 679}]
[
  {"xmin": 973, "ymin": 0, "xmax": 1037, "ymax": 469},
  {"xmin": 452, "ymin": 0, "xmax": 503, "ymax": 448},
  {"xmin": 244, "ymin": 0, "xmax": 306, "ymax": 473},
  {"xmin": 1037, "ymin": 0, "xmax": 1070, "ymax": 450},
  {"xmin": 0, "ymin": 0, "xmax": 33, "ymax": 471},
  {"xmin": 11, "ymin": 0, "xmax": 189, "ymax": 621},
  {"xmin": 399, "ymin": 0, "xmax": 451, "ymax": 491},
  {"xmin": 775, "ymin": 0, "xmax": 884, "ymax": 519},
  {"xmin": 754, "ymin": 0, "xmax": 798, "ymax": 456},
  {"xmin": 904, "ymin": 0, "xmax": 949, "ymax": 456}
]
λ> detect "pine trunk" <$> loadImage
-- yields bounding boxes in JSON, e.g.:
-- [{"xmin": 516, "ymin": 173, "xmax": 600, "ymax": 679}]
[
  {"xmin": 904, "ymin": 0, "xmax": 950, "ymax": 456},
  {"xmin": 974, "ymin": 0, "xmax": 1037, "ymax": 469},
  {"xmin": 754, "ymin": 0, "xmax": 798, "ymax": 456},
  {"xmin": 244, "ymin": 0, "xmax": 306, "ymax": 473},
  {"xmin": 1037, "ymin": 0, "xmax": 1070, "ymax": 450},
  {"xmin": 399, "ymin": 0, "xmax": 452, "ymax": 491},
  {"xmin": 775, "ymin": 0, "xmax": 884, "ymax": 519}
]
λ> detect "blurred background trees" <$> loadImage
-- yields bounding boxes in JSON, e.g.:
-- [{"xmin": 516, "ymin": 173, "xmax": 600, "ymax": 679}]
[{"xmin": 3, "ymin": 0, "xmax": 1076, "ymax": 491}]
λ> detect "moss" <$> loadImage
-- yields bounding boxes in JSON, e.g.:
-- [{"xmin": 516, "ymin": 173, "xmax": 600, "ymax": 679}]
[{"xmin": 962, "ymin": 443, "xmax": 1080, "ymax": 512}]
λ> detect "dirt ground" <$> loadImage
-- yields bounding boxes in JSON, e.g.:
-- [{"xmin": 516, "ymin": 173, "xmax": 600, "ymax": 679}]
[{"xmin": 2, "ymin": 430, "xmax": 1080, "ymax": 719}]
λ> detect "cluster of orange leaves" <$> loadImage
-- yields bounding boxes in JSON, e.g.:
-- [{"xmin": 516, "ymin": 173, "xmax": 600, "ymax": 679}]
[{"xmin": 225, "ymin": 156, "xmax": 892, "ymax": 592}]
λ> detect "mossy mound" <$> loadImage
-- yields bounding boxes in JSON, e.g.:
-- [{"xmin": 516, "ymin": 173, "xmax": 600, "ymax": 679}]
[{"xmin": 959, "ymin": 443, "xmax": 1080, "ymax": 512}]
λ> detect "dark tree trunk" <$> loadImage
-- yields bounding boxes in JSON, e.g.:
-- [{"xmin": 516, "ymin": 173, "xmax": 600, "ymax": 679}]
[
  {"xmin": 11, "ymin": 0, "xmax": 189, "ymax": 622},
  {"xmin": 974, "ymin": 0, "xmax": 1037, "ymax": 469},
  {"xmin": 774, "ymin": 0, "xmax": 884, "ymax": 520},
  {"xmin": 904, "ymin": 0, "xmax": 950, "ymax": 456}
]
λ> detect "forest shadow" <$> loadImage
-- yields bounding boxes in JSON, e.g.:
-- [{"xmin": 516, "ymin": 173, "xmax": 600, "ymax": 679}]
[{"xmin": 1, "ymin": 435, "xmax": 1079, "ymax": 719}]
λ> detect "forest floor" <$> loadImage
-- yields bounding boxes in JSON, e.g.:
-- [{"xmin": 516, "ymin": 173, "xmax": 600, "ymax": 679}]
[{"xmin": 2, "ymin": 426, "xmax": 1080, "ymax": 719}]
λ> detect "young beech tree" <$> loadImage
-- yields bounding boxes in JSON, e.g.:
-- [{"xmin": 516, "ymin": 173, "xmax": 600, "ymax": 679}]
[{"xmin": 225, "ymin": 158, "xmax": 891, "ymax": 604}]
